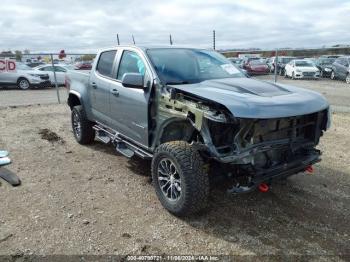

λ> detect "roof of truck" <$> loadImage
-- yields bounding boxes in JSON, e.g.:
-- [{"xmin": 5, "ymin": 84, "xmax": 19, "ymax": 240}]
[{"xmin": 102, "ymin": 45, "xmax": 210, "ymax": 51}]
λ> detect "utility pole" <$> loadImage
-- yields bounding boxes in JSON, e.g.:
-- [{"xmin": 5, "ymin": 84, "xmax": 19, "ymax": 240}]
[
  {"xmin": 117, "ymin": 34, "xmax": 120, "ymax": 45},
  {"xmin": 50, "ymin": 54, "xmax": 60, "ymax": 104},
  {"xmin": 169, "ymin": 34, "xmax": 173, "ymax": 45},
  {"xmin": 213, "ymin": 30, "xmax": 216, "ymax": 50},
  {"xmin": 274, "ymin": 48, "xmax": 278, "ymax": 83},
  {"xmin": 132, "ymin": 35, "xmax": 135, "ymax": 45}
]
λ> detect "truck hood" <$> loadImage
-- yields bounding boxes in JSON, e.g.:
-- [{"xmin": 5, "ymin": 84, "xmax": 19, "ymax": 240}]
[{"xmin": 168, "ymin": 78, "xmax": 329, "ymax": 119}]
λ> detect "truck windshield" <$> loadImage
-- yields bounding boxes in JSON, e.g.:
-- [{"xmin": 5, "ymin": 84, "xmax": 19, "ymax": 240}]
[{"xmin": 147, "ymin": 48, "xmax": 245, "ymax": 85}]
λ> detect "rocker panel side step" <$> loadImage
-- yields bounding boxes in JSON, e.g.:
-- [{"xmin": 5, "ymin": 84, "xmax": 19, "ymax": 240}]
[
  {"xmin": 95, "ymin": 130, "xmax": 111, "ymax": 144},
  {"xmin": 93, "ymin": 124, "xmax": 153, "ymax": 159},
  {"xmin": 116, "ymin": 142, "xmax": 134, "ymax": 158}
]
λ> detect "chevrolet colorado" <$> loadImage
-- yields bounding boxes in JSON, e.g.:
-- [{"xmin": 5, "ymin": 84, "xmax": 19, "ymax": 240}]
[{"xmin": 66, "ymin": 46, "xmax": 330, "ymax": 216}]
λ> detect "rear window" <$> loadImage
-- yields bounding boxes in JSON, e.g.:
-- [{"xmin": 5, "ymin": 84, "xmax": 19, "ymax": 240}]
[{"xmin": 96, "ymin": 51, "xmax": 117, "ymax": 77}]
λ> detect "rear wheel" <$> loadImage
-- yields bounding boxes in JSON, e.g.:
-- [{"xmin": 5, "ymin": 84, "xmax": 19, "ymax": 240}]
[
  {"xmin": 71, "ymin": 105, "xmax": 95, "ymax": 144},
  {"xmin": 17, "ymin": 78, "xmax": 30, "ymax": 90},
  {"xmin": 151, "ymin": 141, "xmax": 209, "ymax": 216}
]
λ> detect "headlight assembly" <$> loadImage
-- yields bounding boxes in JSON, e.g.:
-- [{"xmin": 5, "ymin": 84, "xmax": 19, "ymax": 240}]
[{"xmin": 29, "ymin": 74, "xmax": 42, "ymax": 77}]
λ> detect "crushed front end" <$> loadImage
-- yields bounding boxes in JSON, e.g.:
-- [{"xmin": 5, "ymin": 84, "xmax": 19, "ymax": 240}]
[{"xmin": 200, "ymin": 109, "xmax": 330, "ymax": 193}]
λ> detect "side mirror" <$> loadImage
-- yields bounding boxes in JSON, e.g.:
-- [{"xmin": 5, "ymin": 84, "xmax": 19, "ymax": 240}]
[{"xmin": 121, "ymin": 73, "xmax": 144, "ymax": 89}]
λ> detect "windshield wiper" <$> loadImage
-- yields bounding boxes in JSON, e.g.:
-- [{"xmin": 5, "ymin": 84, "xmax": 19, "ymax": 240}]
[{"xmin": 165, "ymin": 81, "xmax": 189, "ymax": 85}]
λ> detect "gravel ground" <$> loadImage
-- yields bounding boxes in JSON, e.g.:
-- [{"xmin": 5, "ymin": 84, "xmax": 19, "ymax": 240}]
[
  {"xmin": 0, "ymin": 87, "xmax": 68, "ymax": 108},
  {"xmin": 0, "ymin": 104, "xmax": 349, "ymax": 260}
]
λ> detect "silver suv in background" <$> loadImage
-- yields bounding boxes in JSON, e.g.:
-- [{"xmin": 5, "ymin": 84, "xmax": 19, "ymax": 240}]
[{"xmin": 0, "ymin": 63, "xmax": 50, "ymax": 89}]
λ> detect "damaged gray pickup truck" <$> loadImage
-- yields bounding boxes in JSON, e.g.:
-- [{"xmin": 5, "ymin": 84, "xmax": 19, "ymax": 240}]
[{"xmin": 66, "ymin": 46, "xmax": 330, "ymax": 216}]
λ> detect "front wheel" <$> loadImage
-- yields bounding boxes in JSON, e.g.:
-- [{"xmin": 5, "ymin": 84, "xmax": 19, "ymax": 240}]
[
  {"xmin": 151, "ymin": 141, "xmax": 209, "ymax": 216},
  {"xmin": 331, "ymin": 71, "xmax": 336, "ymax": 80},
  {"xmin": 17, "ymin": 78, "xmax": 30, "ymax": 90},
  {"xmin": 346, "ymin": 74, "xmax": 350, "ymax": 84},
  {"xmin": 71, "ymin": 105, "xmax": 95, "ymax": 144},
  {"xmin": 292, "ymin": 72, "xmax": 296, "ymax": 80}
]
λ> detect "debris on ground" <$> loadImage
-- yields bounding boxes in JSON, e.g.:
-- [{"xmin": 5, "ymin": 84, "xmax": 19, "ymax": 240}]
[{"xmin": 38, "ymin": 128, "xmax": 64, "ymax": 143}]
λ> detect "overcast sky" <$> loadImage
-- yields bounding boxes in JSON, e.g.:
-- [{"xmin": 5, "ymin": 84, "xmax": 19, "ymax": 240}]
[{"xmin": 0, "ymin": 0, "xmax": 349, "ymax": 53}]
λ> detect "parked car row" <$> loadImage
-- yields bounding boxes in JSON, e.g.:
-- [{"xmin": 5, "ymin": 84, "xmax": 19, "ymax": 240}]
[
  {"xmin": 0, "ymin": 60, "xmax": 93, "ymax": 89},
  {"xmin": 227, "ymin": 54, "xmax": 350, "ymax": 84}
]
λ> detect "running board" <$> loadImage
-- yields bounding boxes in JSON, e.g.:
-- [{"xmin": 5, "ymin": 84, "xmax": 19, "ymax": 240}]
[
  {"xmin": 93, "ymin": 124, "xmax": 153, "ymax": 159},
  {"xmin": 116, "ymin": 142, "xmax": 134, "ymax": 158},
  {"xmin": 95, "ymin": 130, "xmax": 111, "ymax": 144}
]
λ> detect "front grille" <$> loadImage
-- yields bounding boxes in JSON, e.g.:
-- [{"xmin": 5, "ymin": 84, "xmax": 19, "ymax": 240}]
[{"xmin": 302, "ymin": 72, "xmax": 315, "ymax": 77}]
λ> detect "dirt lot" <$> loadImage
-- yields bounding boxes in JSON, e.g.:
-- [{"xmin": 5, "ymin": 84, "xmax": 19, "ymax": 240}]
[
  {"xmin": 0, "ymin": 104, "xmax": 349, "ymax": 259},
  {"xmin": 0, "ymin": 87, "xmax": 68, "ymax": 108}
]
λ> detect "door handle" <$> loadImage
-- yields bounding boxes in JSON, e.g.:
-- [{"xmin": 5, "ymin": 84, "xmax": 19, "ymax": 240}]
[
  {"xmin": 111, "ymin": 88, "xmax": 119, "ymax": 97},
  {"xmin": 91, "ymin": 82, "xmax": 97, "ymax": 89}
]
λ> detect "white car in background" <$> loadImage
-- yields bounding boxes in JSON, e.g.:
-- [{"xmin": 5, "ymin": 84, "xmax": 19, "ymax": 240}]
[
  {"xmin": 0, "ymin": 63, "xmax": 51, "ymax": 89},
  {"xmin": 34, "ymin": 64, "xmax": 76, "ymax": 85},
  {"xmin": 285, "ymin": 59, "xmax": 320, "ymax": 79}
]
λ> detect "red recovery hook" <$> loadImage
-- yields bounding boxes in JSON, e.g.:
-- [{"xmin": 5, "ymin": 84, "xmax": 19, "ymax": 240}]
[
  {"xmin": 305, "ymin": 165, "xmax": 314, "ymax": 174},
  {"xmin": 258, "ymin": 183, "xmax": 269, "ymax": 192}
]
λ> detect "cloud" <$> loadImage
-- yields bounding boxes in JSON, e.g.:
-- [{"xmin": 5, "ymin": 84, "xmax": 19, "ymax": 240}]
[{"xmin": 0, "ymin": 0, "xmax": 349, "ymax": 53}]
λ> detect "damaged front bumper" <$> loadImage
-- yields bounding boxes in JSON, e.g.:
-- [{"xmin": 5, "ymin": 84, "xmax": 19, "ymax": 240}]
[
  {"xmin": 197, "ymin": 109, "xmax": 328, "ymax": 194},
  {"xmin": 227, "ymin": 150, "xmax": 321, "ymax": 194}
]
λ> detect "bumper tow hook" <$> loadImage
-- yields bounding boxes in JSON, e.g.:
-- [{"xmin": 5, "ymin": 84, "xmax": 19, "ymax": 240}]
[
  {"xmin": 258, "ymin": 183, "xmax": 269, "ymax": 193},
  {"xmin": 305, "ymin": 165, "xmax": 314, "ymax": 174}
]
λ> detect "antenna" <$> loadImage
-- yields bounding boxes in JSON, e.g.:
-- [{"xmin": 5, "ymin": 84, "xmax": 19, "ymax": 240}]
[
  {"xmin": 213, "ymin": 30, "xmax": 216, "ymax": 50},
  {"xmin": 117, "ymin": 34, "xmax": 120, "ymax": 45},
  {"xmin": 132, "ymin": 35, "xmax": 135, "ymax": 45},
  {"xmin": 169, "ymin": 34, "xmax": 173, "ymax": 45}
]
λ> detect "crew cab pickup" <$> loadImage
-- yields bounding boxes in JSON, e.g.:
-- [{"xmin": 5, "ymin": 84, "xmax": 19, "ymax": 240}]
[{"xmin": 66, "ymin": 46, "xmax": 330, "ymax": 216}]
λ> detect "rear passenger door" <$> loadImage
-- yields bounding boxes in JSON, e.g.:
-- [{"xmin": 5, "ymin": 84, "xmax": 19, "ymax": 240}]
[
  {"xmin": 89, "ymin": 50, "xmax": 117, "ymax": 124},
  {"xmin": 109, "ymin": 49, "xmax": 152, "ymax": 146}
]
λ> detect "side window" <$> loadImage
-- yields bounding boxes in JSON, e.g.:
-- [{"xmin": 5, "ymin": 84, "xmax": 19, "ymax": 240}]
[
  {"xmin": 55, "ymin": 66, "xmax": 66, "ymax": 72},
  {"xmin": 96, "ymin": 50, "xmax": 117, "ymax": 77},
  {"xmin": 42, "ymin": 66, "xmax": 53, "ymax": 71},
  {"xmin": 117, "ymin": 51, "xmax": 146, "ymax": 80}
]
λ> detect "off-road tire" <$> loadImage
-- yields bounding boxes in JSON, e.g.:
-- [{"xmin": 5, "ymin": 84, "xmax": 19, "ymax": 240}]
[
  {"xmin": 71, "ymin": 105, "xmax": 95, "ymax": 144},
  {"xmin": 151, "ymin": 141, "xmax": 209, "ymax": 216}
]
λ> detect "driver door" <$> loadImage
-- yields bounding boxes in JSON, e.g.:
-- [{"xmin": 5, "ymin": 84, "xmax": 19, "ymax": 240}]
[{"xmin": 109, "ymin": 49, "xmax": 151, "ymax": 146}]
